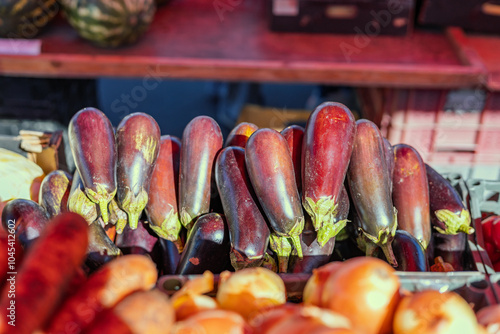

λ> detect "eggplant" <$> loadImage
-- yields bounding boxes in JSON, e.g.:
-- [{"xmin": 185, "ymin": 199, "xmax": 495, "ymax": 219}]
[
  {"xmin": 281, "ymin": 125, "xmax": 304, "ymax": 194},
  {"xmin": 116, "ymin": 112, "xmax": 161, "ymax": 231},
  {"xmin": 392, "ymin": 144, "xmax": 431, "ymax": 249},
  {"xmin": 215, "ymin": 146, "xmax": 270, "ymax": 270},
  {"xmin": 115, "ymin": 220, "xmax": 158, "ymax": 254},
  {"xmin": 176, "ymin": 213, "xmax": 231, "ymax": 275},
  {"xmin": 426, "ymin": 164, "xmax": 473, "ymax": 235},
  {"xmin": 86, "ymin": 218, "xmax": 122, "ymax": 271},
  {"xmin": 224, "ymin": 122, "xmax": 258, "ymax": 148},
  {"xmin": 179, "ymin": 116, "xmax": 223, "ymax": 230},
  {"xmin": 245, "ymin": 128, "xmax": 304, "ymax": 273},
  {"xmin": 347, "ymin": 119, "xmax": 398, "ymax": 266},
  {"xmin": 108, "ymin": 198, "xmax": 127, "ymax": 232},
  {"xmin": 157, "ymin": 238, "xmax": 181, "ymax": 275},
  {"xmin": 67, "ymin": 170, "xmax": 98, "ymax": 225},
  {"xmin": 1, "ymin": 199, "xmax": 49, "ymax": 248},
  {"xmin": 146, "ymin": 135, "xmax": 183, "ymax": 251},
  {"xmin": 330, "ymin": 185, "xmax": 351, "ymax": 242},
  {"xmin": 383, "ymin": 137, "xmax": 394, "ymax": 190},
  {"xmin": 68, "ymin": 107, "xmax": 117, "ymax": 223},
  {"xmin": 302, "ymin": 102, "xmax": 356, "ymax": 246},
  {"xmin": 38, "ymin": 170, "xmax": 72, "ymax": 218},
  {"xmin": 377, "ymin": 230, "xmax": 429, "ymax": 272},
  {"xmin": 432, "ymin": 232, "xmax": 467, "ymax": 271}
]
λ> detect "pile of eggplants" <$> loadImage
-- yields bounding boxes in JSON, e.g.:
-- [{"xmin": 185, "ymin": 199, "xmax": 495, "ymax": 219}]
[{"xmin": 25, "ymin": 101, "xmax": 475, "ymax": 276}]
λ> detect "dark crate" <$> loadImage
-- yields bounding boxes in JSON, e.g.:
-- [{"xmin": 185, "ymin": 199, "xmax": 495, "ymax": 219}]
[
  {"xmin": 268, "ymin": 0, "xmax": 415, "ymax": 35},
  {"xmin": 419, "ymin": 0, "xmax": 500, "ymax": 34}
]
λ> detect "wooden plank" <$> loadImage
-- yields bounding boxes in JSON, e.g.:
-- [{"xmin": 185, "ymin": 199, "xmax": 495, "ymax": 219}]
[{"xmin": 0, "ymin": 0, "xmax": 488, "ymax": 87}]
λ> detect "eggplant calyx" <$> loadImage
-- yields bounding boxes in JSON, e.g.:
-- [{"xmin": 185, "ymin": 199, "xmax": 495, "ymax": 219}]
[
  {"xmin": 434, "ymin": 209, "xmax": 473, "ymax": 235},
  {"xmin": 115, "ymin": 217, "xmax": 127, "ymax": 234},
  {"xmin": 148, "ymin": 209, "xmax": 183, "ymax": 250},
  {"xmin": 303, "ymin": 196, "xmax": 337, "ymax": 231},
  {"xmin": 85, "ymin": 183, "xmax": 116, "ymax": 224},
  {"xmin": 360, "ymin": 223, "xmax": 398, "ymax": 267},
  {"xmin": 287, "ymin": 217, "xmax": 305, "ymax": 258},
  {"xmin": 68, "ymin": 188, "xmax": 98, "ymax": 224},
  {"xmin": 262, "ymin": 252, "xmax": 278, "ymax": 272},
  {"xmin": 118, "ymin": 187, "xmax": 148, "ymax": 230},
  {"xmin": 180, "ymin": 208, "xmax": 194, "ymax": 231},
  {"xmin": 317, "ymin": 219, "xmax": 348, "ymax": 247},
  {"xmin": 269, "ymin": 234, "xmax": 292, "ymax": 273},
  {"xmin": 108, "ymin": 199, "xmax": 127, "ymax": 226},
  {"xmin": 230, "ymin": 249, "xmax": 263, "ymax": 271}
]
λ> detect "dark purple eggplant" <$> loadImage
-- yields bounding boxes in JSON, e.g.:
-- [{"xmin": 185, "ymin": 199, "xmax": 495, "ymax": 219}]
[
  {"xmin": 39, "ymin": 170, "xmax": 72, "ymax": 218},
  {"xmin": 383, "ymin": 137, "xmax": 394, "ymax": 190},
  {"xmin": 146, "ymin": 135, "xmax": 183, "ymax": 250},
  {"xmin": 215, "ymin": 146, "xmax": 270, "ymax": 270},
  {"xmin": 377, "ymin": 230, "xmax": 429, "ymax": 272},
  {"xmin": 426, "ymin": 164, "xmax": 473, "ymax": 235},
  {"xmin": 245, "ymin": 128, "xmax": 304, "ymax": 273},
  {"xmin": 281, "ymin": 125, "xmax": 304, "ymax": 194},
  {"xmin": 392, "ymin": 144, "xmax": 431, "ymax": 250},
  {"xmin": 179, "ymin": 116, "xmax": 223, "ymax": 230},
  {"xmin": 67, "ymin": 170, "xmax": 98, "ymax": 225},
  {"xmin": 347, "ymin": 120, "xmax": 398, "ymax": 266},
  {"xmin": 68, "ymin": 107, "xmax": 117, "ymax": 223},
  {"xmin": 176, "ymin": 213, "xmax": 231, "ymax": 275},
  {"xmin": 116, "ymin": 112, "xmax": 161, "ymax": 231},
  {"xmin": 86, "ymin": 218, "xmax": 122, "ymax": 271},
  {"xmin": 115, "ymin": 220, "xmax": 158, "ymax": 256},
  {"xmin": 302, "ymin": 102, "xmax": 356, "ymax": 247},
  {"xmin": 157, "ymin": 238, "xmax": 181, "ymax": 275},
  {"xmin": 224, "ymin": 122, "xmax": 258, "ymax": 148},
  {"xmin": 432, "ymin": 232, "xmax": 467, "ymax": 271},
  {"xmin": 1, "ymin": 199, "xmax": 49, "ymax": 248}
]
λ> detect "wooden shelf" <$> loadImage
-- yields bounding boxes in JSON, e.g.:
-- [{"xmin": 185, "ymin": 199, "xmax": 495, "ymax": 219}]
[{"xmin": 0, "ymin": 0, "xmax": 491, "ymax": 88}]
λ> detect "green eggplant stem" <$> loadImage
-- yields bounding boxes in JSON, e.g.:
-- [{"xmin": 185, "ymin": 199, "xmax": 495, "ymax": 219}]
[
  {"xmin": 434, "ymin": 209, "xmax": 474, "ymax": 235},
  {"xmin": 317, "ymin": 219, "xmax": 348, "ymax": 247},
  {"xmin": 128, "ymin": 212, "xmax": 141, "ymax": 230},
  {"xmin": 269, "ymin": 234, "xmax": 292, "ymax": 273},
  {"xmin": 98, "ymin": 199, "xmax": 109, "ymax": 223},
  {"xmin": 303, "ymin": 196, "xmax": 338, "ymax": 231},
  {"xmin": 115, "ymin": 217, "xmax": 127, "ymax": 235},
  {"xmin": 148, "ymin": 210, "xmax": 183, "ymax": 251}
]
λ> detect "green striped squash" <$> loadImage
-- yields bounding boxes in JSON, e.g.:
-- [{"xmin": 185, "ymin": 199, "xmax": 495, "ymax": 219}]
[
  {"xmin": 60, "ymin": 0, "xmax": 156, "ymax": 48},
  {"xmin": 0, "ymin": 0, "xmax": 59, "ymax": 38}
]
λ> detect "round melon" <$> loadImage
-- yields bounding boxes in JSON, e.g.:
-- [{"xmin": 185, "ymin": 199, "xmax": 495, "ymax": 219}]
[
  {"xmin": 60, "ymin": 0, "xmax": 156, "ymax": 48},
  {"xmin": 0, "ymin": 0, "xmax": 59, "ymax": 38}
]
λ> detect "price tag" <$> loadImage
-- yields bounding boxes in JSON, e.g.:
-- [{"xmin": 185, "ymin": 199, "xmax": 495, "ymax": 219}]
[{"xmin": 0, "ymin": 39, "xmax": 41, "ymax": 56}]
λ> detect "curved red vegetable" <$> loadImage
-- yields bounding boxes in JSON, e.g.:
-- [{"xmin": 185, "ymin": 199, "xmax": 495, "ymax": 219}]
[
  {"xmin": 146, "ymin": 135, "xmax": 183, "ymax": 251},
  {"xmin": 224, "ymin": 122, "xmax": 258, "ymax": 148},
  {"xmin": 392, "ymin": 144, "xmax": 431, "ymax": 250},
  {"xmin": 116, "ymin": 112, "xmax": 161, "ymax": 232},
  {"xmin": 68, "ymin": 107, "xmax": 117, "ymax": 223},
  {"xmin": 281, "ymin": 125, "xmax": 304, "ymax": 194},
  {"xmin": 179, "ymin": 116, "xmax": 223, "ymax": 230},
  {"xmin": 245, "ymin": 128, "xmax": 304, "ymax": 272},
  {"xmin": 215, "ymin": 146, "xmax": 270, "ymax": 270},
  {"xmin": 347, "ymin": 119, "xmax": 398, "ymax": 267},
  {"xmin": 302, "ymin": 102, "xmax": 356, "ymax": 247}
]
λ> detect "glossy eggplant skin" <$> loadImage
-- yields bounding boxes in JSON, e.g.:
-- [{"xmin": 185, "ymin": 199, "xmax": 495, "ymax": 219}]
[
  {"xmin": 145, "ymin": 135, "xmax": 183, "ymax": 250},
  {"xmin": 432, "ymin": 232, "xmax": 467, "ymax": 271},
  {"xmin": 176, "ymin": 213, "xmax": 231, "ymax": 275},
  {"xmin": 39, "ymin": 170, "xmax": 72, "ymax": 218},
  {"xmin": 425, "ymin": 164, "xmax": 473, "ymax": 235},
  {"xmin": 116, "ymin": 112, "xmax": 161, "ymax": 232},
  {"xmin": 347, "ymin": 119, "xmax": 398, "ymax": 266},
  {"xmin": 1, "ymin": 199, "xmax": 49, "ymax": 248},
  {"xmin": 215, "ymin": 146, "xmax": 270, "ymax": 270},
  {"xmin": 157, "ymin": 238, "xmax": 181, "ymax": 275},
  {"xmin": 281, "ymin": 125, "xmax": 304, "ymax": 194},
  {"xmin": 179, "ymin": 116, "xmax": 223, "ymax": 230},
  {"xmin": 302, "ymin": 102, "xmax": 356, "ymax": 246},
  {"xmin": 245, "ymin": 128, "xmax": 304, "ymax": 273},
  {"xmin": 383, "ymin": 138, "xmax": 394, "ymax": 190},
  {"xmin": 392, "ymin": 144, "xmax": 431, "ymax": 250},
  {"xmin": 67, "ymin": 170, "xmax": 98, "ymax": 225},
  {"xmin": 377, "ymin": 230, "xmax": 429, "ymax": 272},
  {"xmin": 224, "ymin": 122, "xmax": 258, "ymax": 148},
  {"xmin": 68, "ymin": 107, "xmax": 117, "ymax": 223},
  {"xmin": 115, "ymin": 221, "xmax": 158, "ymax": 255},
  {"xmin": 86, "ymin": 219, "xmax": 122, "ymax": 271}
]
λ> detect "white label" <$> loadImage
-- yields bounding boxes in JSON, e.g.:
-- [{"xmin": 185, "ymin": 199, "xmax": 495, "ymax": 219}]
[{"xmin": 273, "ymin": 0, "xmax": 299, "ymax": 16}]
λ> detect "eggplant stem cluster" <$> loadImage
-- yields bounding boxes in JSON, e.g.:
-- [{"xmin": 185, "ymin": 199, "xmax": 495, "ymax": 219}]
[
  {"xmin": 269, "ymin": 234, "xmax": 292, "ymax": 273},
  {"xmin": 118, "ymin": 187, "xmax": 149, "ymax": 230},
  {"xmin": 434, "ymin": 209, "xmax": 474, "ymax": 235},
  {"xmin": 85, "ymin": 183, "xmax": 116, "ymax": 224},
  {"xmin": 148, "ymin": 208, "xmax": 183, "ymax": 252},
  {"xmin": 317, "ymin": 218, "xmax": 348, "ymax": 247},
  {"xmin": 303, "ymin": 196, "xmax": 338, "ymax": 232}
]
